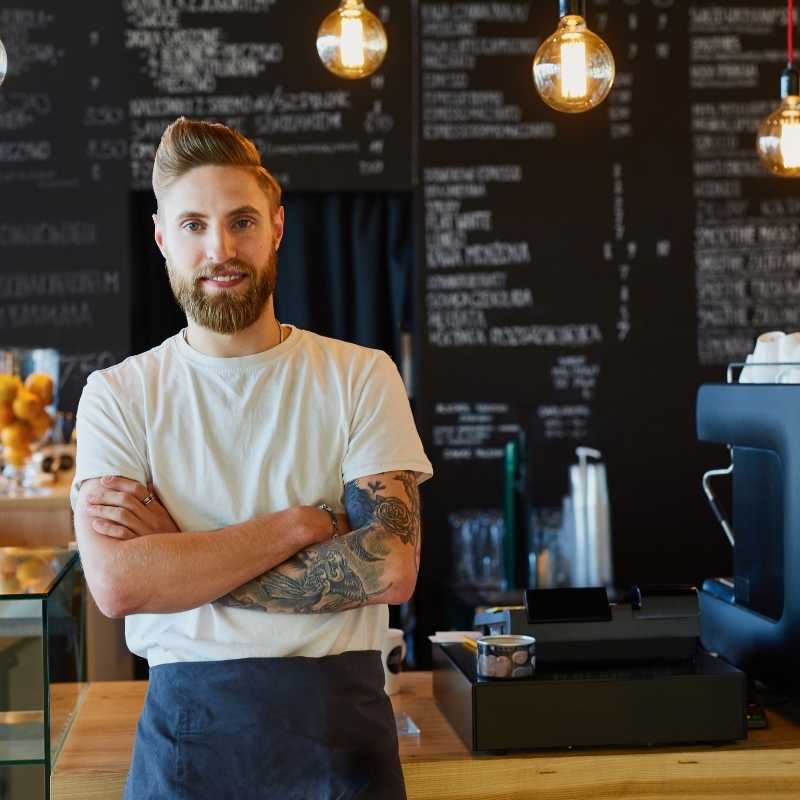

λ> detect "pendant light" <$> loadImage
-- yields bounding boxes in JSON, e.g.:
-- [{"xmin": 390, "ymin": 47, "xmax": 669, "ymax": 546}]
[
  {"xmin": 317, "ymin": 0, "xmax": 388, "ymax": 80},
  {"xmin": 0, "ymin": 36, "xmax": 7, "ymax": 87},
  {"xmin": 756, "ymin": 0, "xmax": 800, "ymax": 176},
  {"xmin": 533, "ymin": 0, "xmax": 615, "ymax": 113}
]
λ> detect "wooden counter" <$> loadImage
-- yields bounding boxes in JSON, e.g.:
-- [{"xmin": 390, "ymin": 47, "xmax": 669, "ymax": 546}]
[{"xmin": 51, "ymin": 672, "xmax": 800, "ymax": 800}]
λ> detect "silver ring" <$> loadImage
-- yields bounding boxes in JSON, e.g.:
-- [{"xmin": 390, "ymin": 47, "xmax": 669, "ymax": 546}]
[{"xmin": 141, "ymin": 493, "xmax": 154, "ymax": 506}]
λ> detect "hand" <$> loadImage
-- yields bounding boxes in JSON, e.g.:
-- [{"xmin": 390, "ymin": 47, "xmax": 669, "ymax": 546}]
[
  {"xmin": 334, "ymin": 511, "xmax": 350, "ymax": 537},
  {"xmin": 85, "ymin": 475, "xmax": 180, "ymax": 540},
  {"xmin": 295, "ymin": 506, "xmax": 351, "ymax": 546}
]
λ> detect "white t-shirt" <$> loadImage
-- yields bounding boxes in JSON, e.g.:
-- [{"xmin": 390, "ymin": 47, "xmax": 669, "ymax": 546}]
[{"xmin": 71, "ymin": 325, "xmax": 433, "ymax": 667}]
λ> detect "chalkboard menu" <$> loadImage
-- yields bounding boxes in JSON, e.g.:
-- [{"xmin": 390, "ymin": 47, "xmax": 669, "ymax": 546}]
[
  {"xmin": 0, "ymin": 3, "xmax": 131, "ymax": 410},
  {"xmin": 415, "ymin": 0, "xmax": 800, "ymax": 604},
  {"xmin": 123, "ymin": 0, "xmax": 413, "ymax": 191}
]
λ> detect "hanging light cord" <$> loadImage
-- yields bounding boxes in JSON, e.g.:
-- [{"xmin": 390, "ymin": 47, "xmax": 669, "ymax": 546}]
[{"xmin": 789, "ymin": 0, "xmax": 795, "ymax": 66}]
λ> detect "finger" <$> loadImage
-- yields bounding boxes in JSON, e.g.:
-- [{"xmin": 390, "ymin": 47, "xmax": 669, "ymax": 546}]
[
  {"xmin": 100, "ymin": 475, "xmax": 148, "ymax": 500},
  {"xmin": 88, "ymin": 490, "xmax": 154, "ymax": 524},
  {"xmin": 91, "ymin": 517, "xmax": 137, "ymax": 541},
  {"xmin": 146, "ymin": 482, "xmax": 164, "ymax": 504},
  {"xmin": 90, "ymin": 489, "xmax": 145, "ymax": 510},
  {"xmin": 88, "ymin": 503, "xmax": 146, "ymax": 535}
]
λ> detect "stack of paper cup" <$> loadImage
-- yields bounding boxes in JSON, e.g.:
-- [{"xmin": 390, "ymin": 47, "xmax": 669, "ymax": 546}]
[{"xmin": 740, "ymin": 331, "xmax": 784, "ymax": 383}]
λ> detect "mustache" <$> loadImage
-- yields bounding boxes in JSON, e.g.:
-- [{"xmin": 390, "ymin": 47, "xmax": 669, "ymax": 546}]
[{"xmin": 196, "ymin": 260, "xmax": 255, "ymax": 280}]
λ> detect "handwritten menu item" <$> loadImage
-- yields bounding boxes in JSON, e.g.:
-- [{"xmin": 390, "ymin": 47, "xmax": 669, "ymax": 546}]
[
  {"xmin": 123, "ymin": 0, "xmax": 412, "ymax": 190},
  {"xmin": 0, "ymin": 3, "xmax": 130, "ymax": 411},
  {"xmin": 432, "ymin": 401, "xmax": 521, "ymax": 462}
]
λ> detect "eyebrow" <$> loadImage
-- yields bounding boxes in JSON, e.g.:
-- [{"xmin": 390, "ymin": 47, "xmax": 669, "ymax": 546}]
[{"xmin": 176, "ymin": 205, "xmax": 263, "ymax": 221}]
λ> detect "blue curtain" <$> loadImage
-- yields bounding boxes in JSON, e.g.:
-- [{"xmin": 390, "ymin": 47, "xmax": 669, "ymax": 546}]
[{"xmin": 130, "ymin": 191, "xmax": 414, "ymax": 363}]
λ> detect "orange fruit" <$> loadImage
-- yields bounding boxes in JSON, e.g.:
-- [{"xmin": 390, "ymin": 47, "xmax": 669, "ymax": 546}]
[
  {"xmin": 16, "ymin": 558, "xmax": 49, "ymax": 587},
  {"xmin": 3, "ymin": 444, "xmax": 32, "ymax": 467},
  {"xmin": 11, "ymin": 389, "xmax": 43, "ymax": 421},
  {"xmin": 30, "ymin": 409, "xmax": 52, "ymax": 439},
  {"xmin": 0, "ymin": 402, "xmax": 14, "ymax": 427},
  {"xmin": 0, "ymin": 576, "xmax": 21, "ymax": 594},
  {"xmin": 1, "ymin": 421, "xmax": 33, "ymax": 449},
  {"xmin": 24, "ymin": 373, "xmax": 54, "ymax": 406},
  {"xmin": 0, "ymin": 375, "xmax": 22, "ymax": 404}
]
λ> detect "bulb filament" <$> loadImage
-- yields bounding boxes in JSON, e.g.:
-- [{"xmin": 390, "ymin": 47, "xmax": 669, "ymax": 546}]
[
  {"xmin": 781, "ymin": 121, "xmax": 800, "ymax": 167},
  {"xmin": 340, "ymin": 16, "xmax": 366, "ymax": 68},
  {"xmin": 561, "ymin": 39, "xmax": 588, "ymax": 98}
]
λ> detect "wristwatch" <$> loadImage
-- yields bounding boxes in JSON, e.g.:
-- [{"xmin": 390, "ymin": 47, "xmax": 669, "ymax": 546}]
[{"xmin": 318, "ymin": 503, "xmax": 340, "ymax": 536}]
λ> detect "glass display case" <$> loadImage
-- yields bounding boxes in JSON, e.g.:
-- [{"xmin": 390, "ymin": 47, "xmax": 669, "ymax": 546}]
[{"xmin": 0, "ymin": 547, "xmax": 85, "ymax": 800}]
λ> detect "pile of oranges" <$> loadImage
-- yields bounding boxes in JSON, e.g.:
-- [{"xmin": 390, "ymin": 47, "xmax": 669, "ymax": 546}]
[
  {"xmin": 0, "ymin": 548, "xmax": 57, "ymax": 594},
  {"xmin": 0, "ymin": 373, "xmax": 54, "ymax": 469}
]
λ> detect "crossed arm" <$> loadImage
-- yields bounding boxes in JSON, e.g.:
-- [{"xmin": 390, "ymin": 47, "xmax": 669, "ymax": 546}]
[
  {"xmin": 218, "ymin": 472, "xmax": 421, "ymax": 613},
  {"xmin": 75, "ymin": 470, "xmax": 421, "ymax": 618}
]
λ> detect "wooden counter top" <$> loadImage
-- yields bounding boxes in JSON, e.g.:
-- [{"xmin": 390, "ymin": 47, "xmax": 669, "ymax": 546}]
[{"xmin": 52, "ymin": 673, "xmax": 800, "ymax": 800}]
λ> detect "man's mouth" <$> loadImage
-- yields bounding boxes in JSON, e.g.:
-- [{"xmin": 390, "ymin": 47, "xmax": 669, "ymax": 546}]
[{"xmin": 201, "ymin": 273, "xmax": 248, "ymax": 287}]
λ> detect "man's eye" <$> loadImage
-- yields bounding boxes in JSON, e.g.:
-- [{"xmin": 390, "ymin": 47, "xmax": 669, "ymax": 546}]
[
  {"xmin": 234, "ymin": 218, "xmax": 255, "ymax": 230},
  {"xmin": 183, "ymin": 221, "xmax": 202, "ymax": 232}
]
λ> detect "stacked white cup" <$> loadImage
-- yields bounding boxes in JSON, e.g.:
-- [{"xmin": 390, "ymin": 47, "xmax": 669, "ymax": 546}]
[{"xmin": 740, "ymin": 331, "xmax": 800, "ymax": 384}]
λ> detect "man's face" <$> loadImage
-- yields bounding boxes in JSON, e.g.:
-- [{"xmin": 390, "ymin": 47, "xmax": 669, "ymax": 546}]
[{"xmin": 153, "ymin": 165, "xmax": 284, "ymax": 335}]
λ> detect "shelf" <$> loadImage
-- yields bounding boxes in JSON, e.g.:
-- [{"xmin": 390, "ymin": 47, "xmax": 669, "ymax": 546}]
[{"xmin": 0, "ymin": 711, "xmax": 45, "ymax": 763}]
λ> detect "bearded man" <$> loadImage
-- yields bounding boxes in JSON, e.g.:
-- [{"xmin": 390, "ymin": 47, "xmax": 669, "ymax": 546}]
[{"xmin": 71, "ymin": 117, "xmax": 432, "ymax": 800}]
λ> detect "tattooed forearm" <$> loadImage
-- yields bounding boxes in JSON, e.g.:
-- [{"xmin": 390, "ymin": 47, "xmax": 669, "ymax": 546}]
[
  {"xmin": 217, "ymin": 471, "xmax": 421, "ymax": 614},
  {"xmin": 218, "ymin": 530, "xmax": 390, "ymax": 613}
]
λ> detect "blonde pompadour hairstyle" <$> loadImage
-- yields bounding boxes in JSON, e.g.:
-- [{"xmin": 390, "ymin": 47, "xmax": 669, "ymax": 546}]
[{"xmin": 152, "ymin": 117, "xmax": 282, "ymax": 212}]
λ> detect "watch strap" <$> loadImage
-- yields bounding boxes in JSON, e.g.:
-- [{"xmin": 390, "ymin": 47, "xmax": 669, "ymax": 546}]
[{"xmin": 318, "ymin": 503, "xmax": 340, "ymax": 536}]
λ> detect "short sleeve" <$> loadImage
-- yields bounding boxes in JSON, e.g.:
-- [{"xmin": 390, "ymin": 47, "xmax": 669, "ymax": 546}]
[
  {"xmin": 69, "ymin": 372, "xmax": 150, "ymax": 513},
  {"xmin": 341, "ymin": 352, "xmax": 433, "ymax": 486}
]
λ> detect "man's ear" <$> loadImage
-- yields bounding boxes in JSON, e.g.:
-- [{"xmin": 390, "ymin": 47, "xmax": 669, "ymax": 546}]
[
  {"xmin": 153, "ymin": 212, "xmax": 166, "ymax": 258},
  {"xmin": 273, "ymin": 206, "xmax": 285, "ymax": 251}
]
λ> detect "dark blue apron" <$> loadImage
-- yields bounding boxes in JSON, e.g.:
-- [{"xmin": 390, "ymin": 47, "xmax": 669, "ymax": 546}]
[{"xmin": 123, "ymin": 651, "xmax": 407, "ymax": 800}]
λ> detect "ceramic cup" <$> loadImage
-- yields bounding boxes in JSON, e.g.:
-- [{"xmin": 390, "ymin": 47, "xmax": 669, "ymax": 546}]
[{"xmin": 381, "ymin": 627, "xmax": 406, "ymax": 695}]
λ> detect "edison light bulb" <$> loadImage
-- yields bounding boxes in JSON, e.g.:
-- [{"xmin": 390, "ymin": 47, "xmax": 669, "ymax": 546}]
[
  {"xmin": 317, "ymin": 0, "xmax": 387, "ymax": 80},
  {"xmin": 533, "ymin": 3, "xmax": 615, "ymax": 114},
  {"xmin": 757, "ymin": 68, "xmax": 800, "ymax": 177},
  {"xmin": 0, "ymin": 37, "xmax": 7, "ymax": 88}
]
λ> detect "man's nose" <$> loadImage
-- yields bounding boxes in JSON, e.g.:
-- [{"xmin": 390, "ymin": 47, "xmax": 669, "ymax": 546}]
[{"xmin": 205, "ymin": 224, "xmax": 236, "ymax": 262}]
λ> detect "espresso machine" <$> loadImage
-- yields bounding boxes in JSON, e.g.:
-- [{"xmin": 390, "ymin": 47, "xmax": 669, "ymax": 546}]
[{"xmin": 697, "ymin": 381, "xmax": 800, "ymax": 688}]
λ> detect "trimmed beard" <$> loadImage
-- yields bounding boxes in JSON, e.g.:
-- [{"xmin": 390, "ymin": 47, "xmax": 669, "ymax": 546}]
[{"xmin": 165, "ymin": 249, "xmax": 277, "ymax": 335}]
